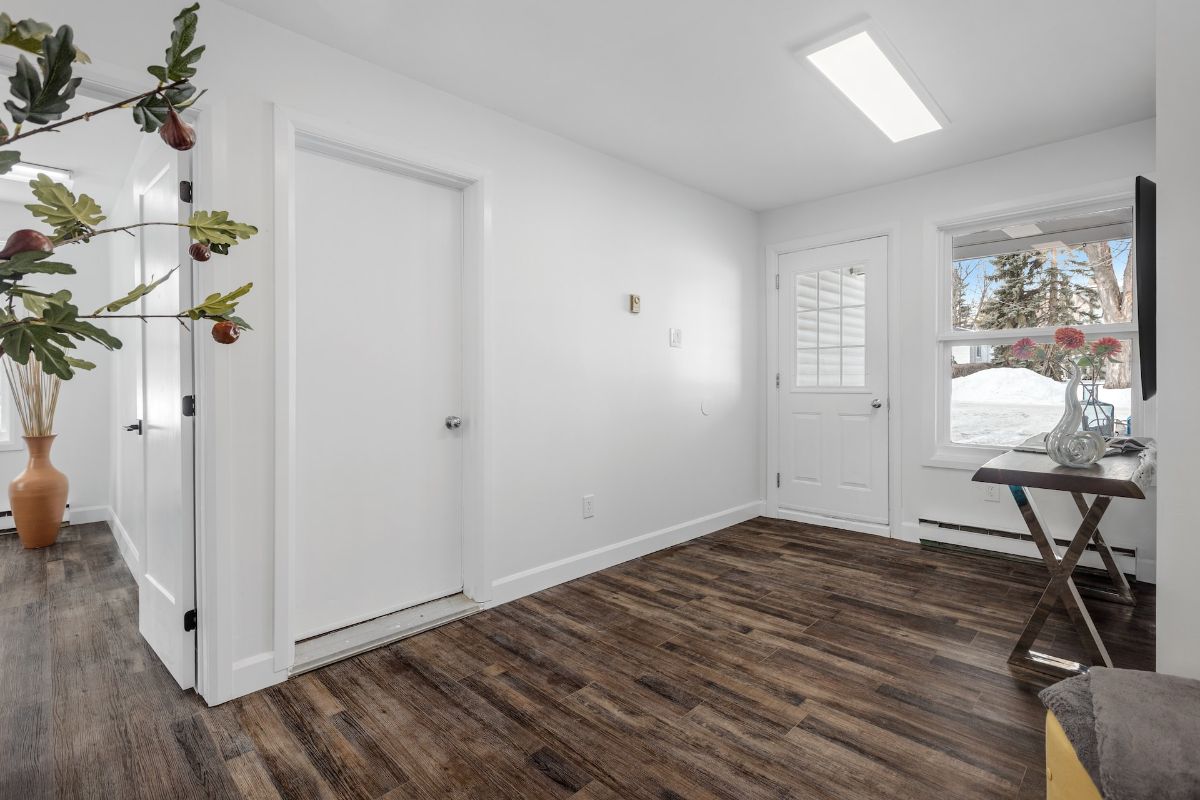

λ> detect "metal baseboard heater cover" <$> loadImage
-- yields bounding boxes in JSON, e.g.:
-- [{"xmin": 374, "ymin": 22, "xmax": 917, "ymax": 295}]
[{"xmin": 918, "ymin": 517, "xmax": 1136, "ymax": 578}]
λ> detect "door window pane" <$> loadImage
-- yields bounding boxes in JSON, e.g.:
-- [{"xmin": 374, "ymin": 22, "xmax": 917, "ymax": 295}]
[
  {"xmin": 794, "ymin": 266, "xmax": 868, "ymax": 388},
  {"xmin": 795, "ymin": 273, "xmax": 819, "ymax": 311},
  {"xmin": 842, "ymin": 306, "xmax": 865, "ymax": 347},
  {"xmin": 842, "ymin": 347, "xmax": 866, "ymax": 387},
  {"xmin": 795, "ymin": 349, "xmax": 818, "ymax": 386},
  {"xmin": 819, "ymin": 348, "xmax": 841, "ymax": 386}
]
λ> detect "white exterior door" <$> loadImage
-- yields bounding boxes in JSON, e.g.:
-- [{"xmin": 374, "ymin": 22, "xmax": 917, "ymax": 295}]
[
  {"xmin": 292, "ymin": 147, "xmax": 465, "ymax": 640},
  {"xmin": 776, "ymin": 236, "xmax": 889, "ymax": 527},
  {"xmin": 136, "ymin": 154, "xmax": 197, "ymax": 689}
]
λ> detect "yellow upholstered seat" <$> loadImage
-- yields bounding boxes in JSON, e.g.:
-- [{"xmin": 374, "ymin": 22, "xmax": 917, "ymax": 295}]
[{"xmin": 1046, "ymin": 710, "xmax": 1102, "ymax": 800}]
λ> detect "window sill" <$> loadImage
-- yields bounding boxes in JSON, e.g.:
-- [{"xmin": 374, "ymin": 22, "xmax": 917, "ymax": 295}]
[
  {"xmin": 924, "ymin": 443, "xmax": 1008, "ymax": 471},
  {"xmin": 0, "ymin": 438, "xmax": 26, "ymax": 453}
]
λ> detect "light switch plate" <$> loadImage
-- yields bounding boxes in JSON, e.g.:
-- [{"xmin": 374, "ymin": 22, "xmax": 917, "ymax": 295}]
[
  {"xmin": 669, "ymin": 328, "xmax": 682, "ymax": 348},
  {"xmin": 582, "ymin": 494, "xmax": 595, "ymax": 518},
  {"xmin": 629, "ymin": 294, "xmax": 641, "ymax": 313}
]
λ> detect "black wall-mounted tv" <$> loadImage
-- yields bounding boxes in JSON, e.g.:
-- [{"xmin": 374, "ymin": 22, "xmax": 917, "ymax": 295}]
[{"xmin": 1135, "ymin": 176, "xmax": 1156, "ymax": 400}]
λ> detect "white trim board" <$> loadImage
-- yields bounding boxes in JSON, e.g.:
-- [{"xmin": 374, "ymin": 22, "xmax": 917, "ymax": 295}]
[
  {"xmin": 488, "ymin": 501, "xmax": 764, "ymax": 606},
  {"xmin": 272, "ymin": 105, "xmax": 494, "ymax": 676},
  {"xmin": 107, "ymin": 507, "xmax": 140, "ymax": 578},
  {"xmin": 230, "ymin": 652, "xmax": 288, "ymax": 700}
]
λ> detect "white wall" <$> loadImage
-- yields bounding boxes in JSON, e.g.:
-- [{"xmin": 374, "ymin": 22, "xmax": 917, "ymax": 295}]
[
  {"xmin": 760, "ymin": 120, "xmax": 1157, "ymax": 575},
  {"xmin": 25, "ymin": 0, "xmax": 761, "ymax": 700},
  {"xmin": 0, "ymin": 201, "xmax": 112, "ymax": 519},
  {"xmin": 1155, "ymin": 0, "xmax": 1200, "ymax": 679}
]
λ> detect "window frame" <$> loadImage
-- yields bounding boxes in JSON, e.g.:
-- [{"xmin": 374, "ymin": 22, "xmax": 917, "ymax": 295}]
[{"xmin": 930, "ymin": 191, "xmax": 1145, "ymax": 467}]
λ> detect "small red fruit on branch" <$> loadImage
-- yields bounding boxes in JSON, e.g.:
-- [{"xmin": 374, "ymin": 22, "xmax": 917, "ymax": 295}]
[
  {"xmin": 0, "ymin": 229, "xmax": 55, "ymax": 259},
  {"xmin": 189, "ymin": 242, "xmax": 211, "ymax": 262},
  {"xmin": 211, "ymin": 320, "xmax": 240, "ymax": 344},
  {"xmin": 159, "ymin": 107, "xmax": 196, "ymax": 151}
]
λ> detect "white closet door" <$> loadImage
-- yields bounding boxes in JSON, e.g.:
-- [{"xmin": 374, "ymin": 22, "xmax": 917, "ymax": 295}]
[{"xmin": 293, "ymin": 148, "xmax": 465, "ymax": 639}]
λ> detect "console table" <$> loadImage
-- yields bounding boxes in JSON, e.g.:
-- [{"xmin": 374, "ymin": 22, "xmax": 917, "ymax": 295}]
[{"xmin": 972, "ymin": 438, "xmax": 1155, "ymax": 677}]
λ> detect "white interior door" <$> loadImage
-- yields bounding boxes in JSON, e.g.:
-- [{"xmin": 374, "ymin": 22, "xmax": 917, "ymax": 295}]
[
  {"xmin": 135, "ymin": 154, "xmax": 196, "ymax": 688},
  {"xmin": 777, "ymin": 236, "xmax": 889, "ymax": 526},
  {"xmin": 293, "ymin": 147, "xmax": 464, "ymax": 640}
]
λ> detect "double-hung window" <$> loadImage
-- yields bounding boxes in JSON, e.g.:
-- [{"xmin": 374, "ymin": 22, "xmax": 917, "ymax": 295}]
[{"xmin": 937, "ymin": 202, "xmax": 1140, "ymax": 452}]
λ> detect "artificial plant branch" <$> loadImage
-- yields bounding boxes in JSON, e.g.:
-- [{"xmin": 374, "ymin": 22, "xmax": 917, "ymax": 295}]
[
  {"xmin": 0, "ymin": 79, "xmax": 189, "ymax": 146},
  {"xmin": 55, "ymin": 221, "xmax": 184, "ymax": 247}
]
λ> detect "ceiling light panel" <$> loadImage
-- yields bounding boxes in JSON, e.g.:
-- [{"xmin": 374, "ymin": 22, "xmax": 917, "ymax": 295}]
[
  {"xmin": 800, "ymin": 24, "xmax": 945, "ymax": 143},
  {"xmin": 0, "ymin": 161, "xmax": 73, "ymax": 188}
]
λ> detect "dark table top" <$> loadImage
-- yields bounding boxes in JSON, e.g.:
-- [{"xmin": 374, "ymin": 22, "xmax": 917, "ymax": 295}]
[{"xmin": 972, "ymin": 436, "xmax": 1156, "ymax": 500}]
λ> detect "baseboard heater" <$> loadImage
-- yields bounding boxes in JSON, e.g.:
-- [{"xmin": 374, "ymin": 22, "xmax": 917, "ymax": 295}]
[
  {"xmin": 0, "ymin": 504, "xmax": 72, "ymax": 533},
  {"xmin": 917, "ymin": 518, "xmax": 1136, "ymax": 578}
]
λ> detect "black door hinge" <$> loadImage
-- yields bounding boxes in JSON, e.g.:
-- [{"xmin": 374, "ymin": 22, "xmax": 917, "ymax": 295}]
[
  {"xmin": 183, "ymin": 609, "xmax": 197, "ymax": 632},
  {"xmin": 776, "ymin": 472, "xmax": 781, "ymax": 488},
  {"xmin": 182, "ymin": 395, "xmax": 196, "ymax": 417},
  {"xmin": 179, "ymin": 180, "xmax": 193, "ymax": 203}
]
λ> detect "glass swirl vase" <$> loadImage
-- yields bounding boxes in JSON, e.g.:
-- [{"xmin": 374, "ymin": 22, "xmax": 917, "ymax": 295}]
[{"xmin": 1045, "ymin": 360, "xmax": 1106, "ymax": 468}]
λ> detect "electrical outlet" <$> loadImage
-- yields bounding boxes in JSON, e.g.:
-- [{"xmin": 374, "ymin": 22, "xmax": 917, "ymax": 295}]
[
  {"xmin": 582, "ymin": 494, "xmax": 595, "ymax": 519},
  {"xmin": 983, "ymin": 484, "xmax": 1002, "ymax": 502},
  {"xmin": 669, "ymin": 328, "xmax": 682, "ymax": 348}
]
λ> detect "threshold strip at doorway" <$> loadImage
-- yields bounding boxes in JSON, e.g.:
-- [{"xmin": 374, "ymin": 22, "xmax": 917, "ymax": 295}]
[{"xmin": 291, "ymin": 593, "xmax": 481, "ymax": 675}]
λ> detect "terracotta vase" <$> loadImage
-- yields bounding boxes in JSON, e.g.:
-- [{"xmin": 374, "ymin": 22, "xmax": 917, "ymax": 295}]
[{"xmin": 9, "ymin": 435, "xmax": 68, "ymax": 549}]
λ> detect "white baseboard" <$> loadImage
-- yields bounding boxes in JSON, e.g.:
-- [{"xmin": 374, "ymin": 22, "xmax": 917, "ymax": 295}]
[
  {"xmin": 773, "ymin": 508, "xmax": 891, "ymax": 538},
  {"xmin": 106, "ymin": 506, "xmax": 139, "ymax": 578},
  {"xmin": 487, "ymin": 500, "xmax": 764, "ymax": 606},
  {"xmin": 70, "ymin": 505, "xmax": 110, "ymax": 525},
  {"xmin": 230, "ymin": 651, "xmax": 288, "ymax": 700},
  {"xmin": 901, "ymin": 521, "xmax": 1153, "ymax": 583}
]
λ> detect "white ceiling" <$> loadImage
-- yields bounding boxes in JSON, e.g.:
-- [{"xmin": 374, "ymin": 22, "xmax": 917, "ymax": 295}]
[{"xmin": 224, "ymin": 0, "xmax": 1155, "ymax": 210}]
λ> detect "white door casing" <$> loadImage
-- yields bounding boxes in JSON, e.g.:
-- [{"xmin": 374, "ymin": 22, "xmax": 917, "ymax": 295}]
[
  {"xmin": 136, "ymin": 154, "xmax": 197, "ymax": 689},
  {"xmin": 290, "ymin": 144, "xmax": 465, "ymax": 640},
  {"xmin": 776, "ymin": 236, "xmax": 889, "ymax": 527}
]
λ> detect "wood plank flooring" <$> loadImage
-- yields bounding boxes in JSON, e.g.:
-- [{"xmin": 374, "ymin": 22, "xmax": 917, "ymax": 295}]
[{"xmin": 0, "ymin": 518, "xmax": 1154, "ymax": 799}]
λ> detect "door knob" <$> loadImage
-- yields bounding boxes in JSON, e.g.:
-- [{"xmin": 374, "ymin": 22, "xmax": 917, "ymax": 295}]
[
  {"xmin": 870, "ymin": 399, "xmax": 883, "ymax": 409},
  {"xmin": 445, "ymin": 416, "xmax": 463, "ymax": 430},
  {"xmin": 124, "ymin": 420, "xmax": 143, "ymax": 435}
]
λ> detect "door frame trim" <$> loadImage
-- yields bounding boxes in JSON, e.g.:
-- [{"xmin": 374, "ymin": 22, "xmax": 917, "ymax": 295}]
[
  {"xmin": 272, "ymin": 105, "xmax": 494, "ymax": 673},
  {"xmin": 764, "ymin": 225, "xmax": 900, "ymax": 536}
]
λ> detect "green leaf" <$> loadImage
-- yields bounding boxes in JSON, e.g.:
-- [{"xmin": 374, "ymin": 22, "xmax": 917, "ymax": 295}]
[
  {"xmin": 0, "ymin": 14, "xmax": 89, "ymax": 63},
  {"xmin": 131, "ymin": 82, "xmax": 203, "ymax": 133},
  {"xmin": 0, "ymin": 150, "xmax": 20, "ymax": 174},
  {"xmin": 4, "ymin": 25, "xmax": 82, "ymax": 125},
  {"xmin": 94, "ymin": 266, "xmax": 178, "ymax": 314},
  {"xmin": 24, "ymin": 173, "xmax": 105, "ymax": 242},
  {"xmin": 183, "ymin": 282, "xmax": 253, "ymax": 326},
  {"xmin": 21, "ymin": 288, "xmax": 71, "ymax": 317},
  {"xmin": 187, "ymin": 210, "xmax": 257, "ymax": 247},
  {"xmin": 147, "ymin": 4, "xmax": 205, "ymax": 83},
  {"xmin": 0, "ymin": 250, "xmax": 75, "ymax": 278},
  {"xmin": 64, "ymin": 356, "xmax": 95, "ymax": 371}
]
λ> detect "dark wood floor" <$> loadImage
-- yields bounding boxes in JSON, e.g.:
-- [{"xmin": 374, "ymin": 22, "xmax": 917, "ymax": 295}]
[{"xmin": 0, "ymin": 518, "xmax": 1154, "ymax": 799}]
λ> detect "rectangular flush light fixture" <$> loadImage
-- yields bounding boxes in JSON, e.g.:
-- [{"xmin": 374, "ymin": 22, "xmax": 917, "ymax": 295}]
[
  {"xmin": 798, "ymin": 22, "xmax": 946, "ymax": 142},
  {"xmin": 0, "ymin": 161, "xmax": 73, "ymax": 188}
]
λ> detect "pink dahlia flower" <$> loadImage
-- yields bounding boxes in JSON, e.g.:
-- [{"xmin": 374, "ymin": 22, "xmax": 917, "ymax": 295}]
[
  {"xmin": 1011, "ymin": 337, "xmax": 1037, "ymax": 360},
  {"xmin": 1091, "ymin": 336, "xmax": 1122, "ymax": 358},
  {"xmin": 1054, "ymin": 327, "xmax": 1086, "ymax": 350}
]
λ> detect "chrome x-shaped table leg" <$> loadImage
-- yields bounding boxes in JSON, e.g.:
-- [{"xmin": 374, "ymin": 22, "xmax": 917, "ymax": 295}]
[{"xmin": 1007, "ymin": 485, "xmax": 1116, "ymax": 677}]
